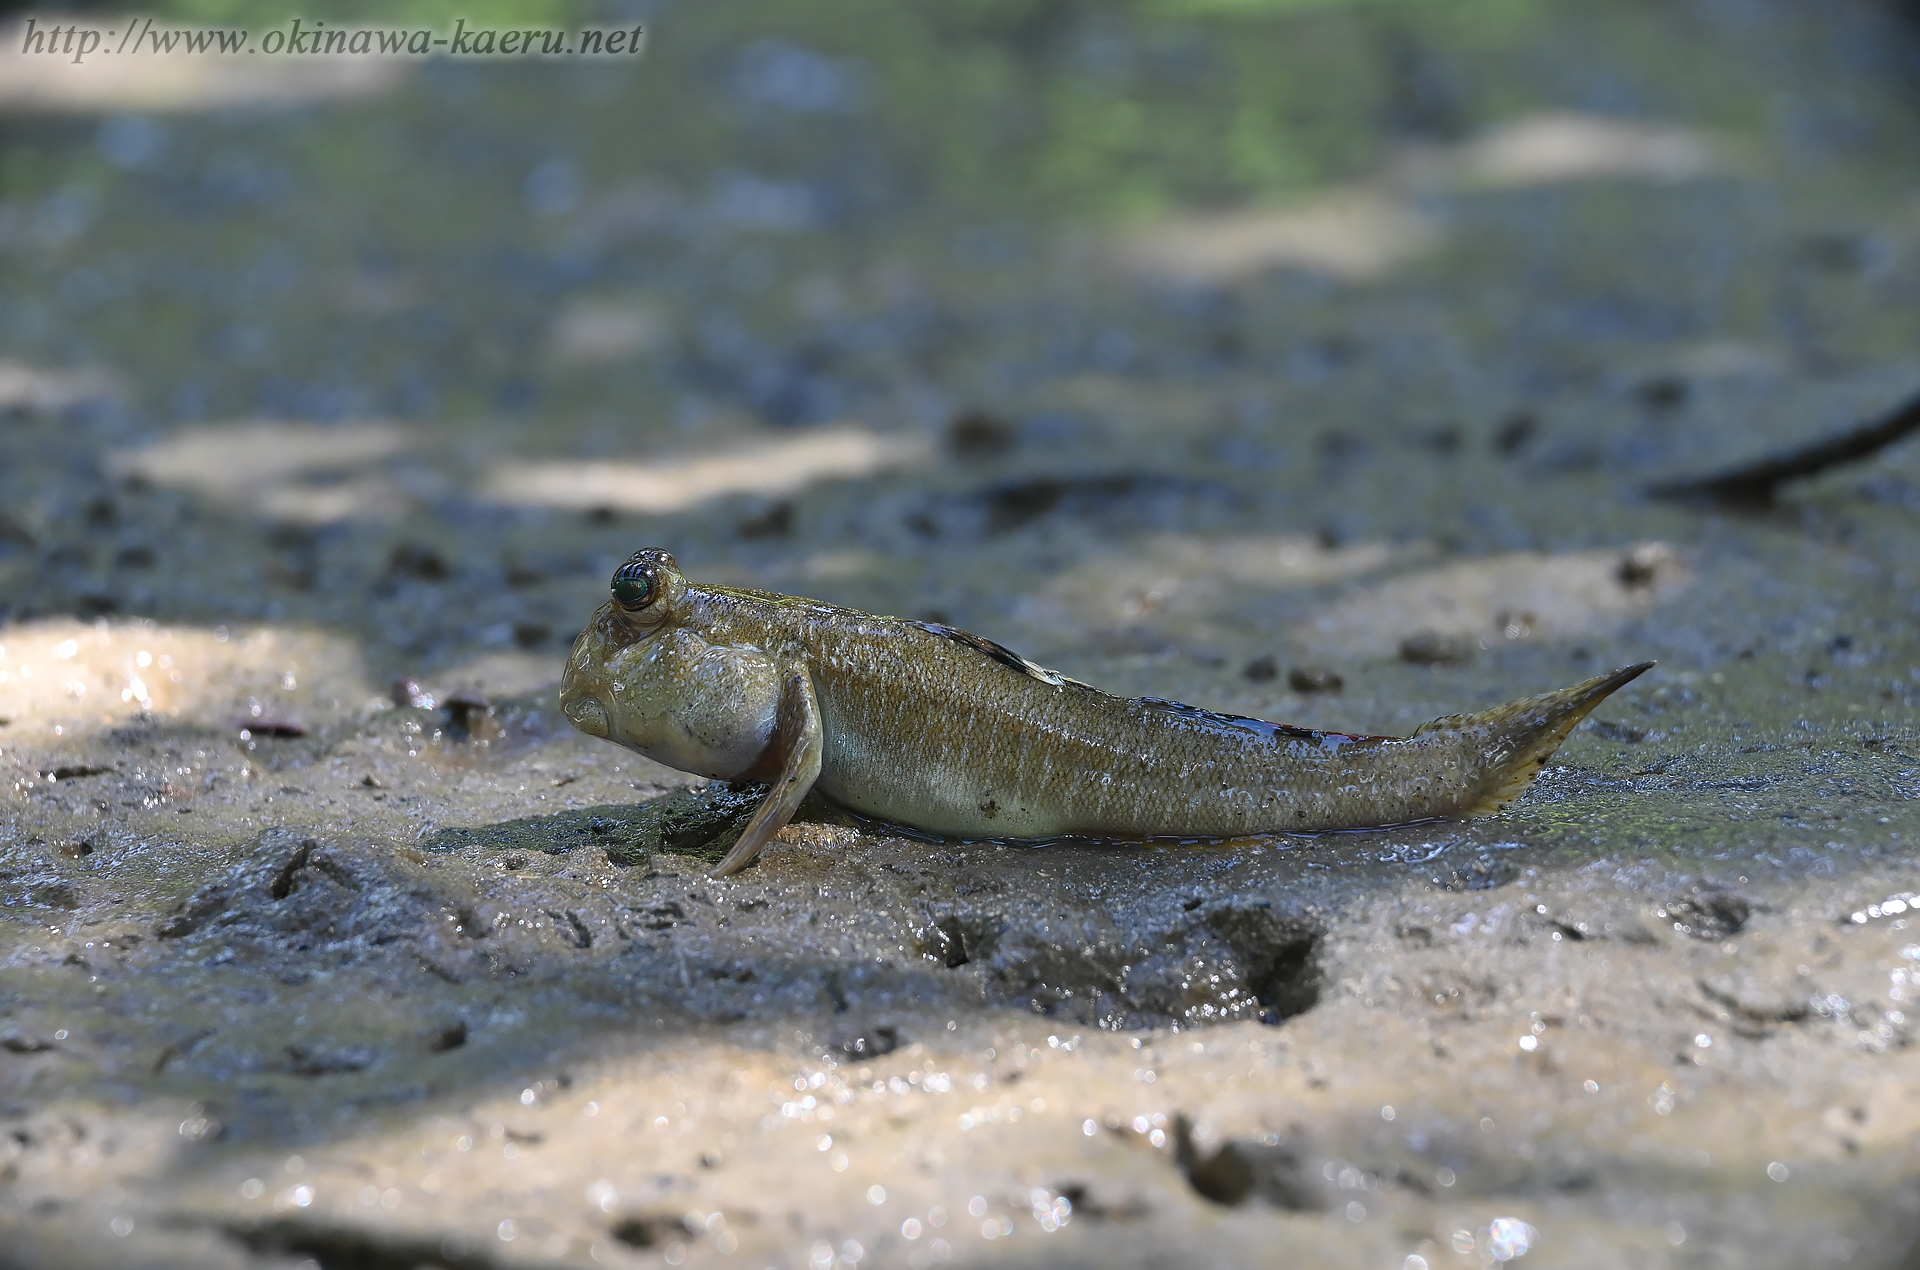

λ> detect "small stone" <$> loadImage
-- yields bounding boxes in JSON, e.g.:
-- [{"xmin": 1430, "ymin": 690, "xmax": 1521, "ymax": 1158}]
[
  {"xmin": 1618, "ymin": 541, "xmax": 1674, "ymax": 588},
  {"xmin": 391, "ymin": 678, "xmax": 433, "ymax": 709},
  {"xmin": 1666, "ymin": 891, "xmax": 1750, "ymax": 940},
  {"xmin": 443, "ymin": 693, "xmax": 496, "ymax": 741},
  {"xmin": 1494, "ymin": 411, "xmax": 1538, "ymax": 455},
  {"xmin": 1287, "ymin": 666, "xmax": 1343, "ymax": 693},
  {"xmin": 387, "ymin": 542, "xmax": 449, "ymax": 580},
  {"xmin": 1637, "ymin": 375, "xmax": 1690, "ymax": 412},
  {"xmin": 1400, "ymin": 632, "xmax": 1474, "ymax": 666},
  {"xmin": 946, "ymin": 410, "xmax": 1014, "ymax": 458}
]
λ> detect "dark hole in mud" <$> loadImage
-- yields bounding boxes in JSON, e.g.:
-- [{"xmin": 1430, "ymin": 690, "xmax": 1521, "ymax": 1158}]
[
  {"xmin": 387, "ymin": 542, "xmax": 450, "ymax": 581},
  {"xmin": 1050, "ymin": 1180, "xmax": 1151, "ymax": 1223},
  {"xmin": 38, "ymin": 763, "xmax": 113, "ymax": 781},
  {"xmin": 930, "ymin": 915, "xmax": 970, "ymax": 968},
  {"xmin": 242, "ymin": 719, "xmax": 309, "ymax": 739},
  {"xmin": 225, "ymin": 1220, "xmax": 497, "ymax": 1270},
  {"xmin": 946, "ymin": 409, "xmax": 1014, "ymax": 458},
  {"xmin": 32, "ymin": 881, "xmax": 81, "ymax": 909},
  {"xmin": 1288, "ymin": 665, "xmax": 1344, "ymax": 693},
  {"xmin": 837, "ymin": 1024, "xmax": 901, "ymax": 1058},
  {"xmin": 610, "ymin": 1213, "xmax": 695, "ymax": 1249},
  {"xmin": 1247, "ymin": 934, "xmax": 1322, "ymax": 1025},
  {"xmin": 502, "ymin": 558, "xmax": 546, "ymax": 588},
  {"xmin": 1636, "ymin": 375, "xmax": 1690, "ymax": 412},
  {"xmin": 267, "ymin": 839, "xmax": 318, "ymax": 900},
  {"xmin": 1494, "ymin": 410, "xmax": 1538, "ymax": 455},
  {"xmin": 1666, "ymin": 890, "xmax": 1750, "ymax": 939},
  {"xmin": 286, "ymin": 1044, "xmax": 375, "ymax": 1077},
  {"xmin": 1400, "ymin": 630, "xmax": 1475, "ymax": 666},
  {"xmin": 737, "ymin": 499, "xmax": 794, "ymax": 539},
  {"xmin": 1180, "ymin": 1133, "xmax": 1254, "ymax": 1204},
  {"xmin": 1172, "ymin": 1116, "xmax": 1323, "ymax": 1211},
  {"xmin": 442, "ymin": 693, "xmax": 495, "ymax": 741},
  {"xmin": 1050, "ymin": 1181, "xmax": 1152, "ymax": 1223},
  {"xmin": 429, "ymin": 1021, "xmax": 467, "ymax": 1053},
  {"xmin": 986, "ymin": 475, "xmax": 1100, "ymax": 530},
  {"xmin": 556, "ymin": 908, "xmax": 593, "ymax": 948},
  {"xmin": 973, "ymin": 902, "xmax": 1324, "ymax": 1030},
  {"xmin": 2, "ymin": 1036, "xmax": 57, "ymax": 1054}
]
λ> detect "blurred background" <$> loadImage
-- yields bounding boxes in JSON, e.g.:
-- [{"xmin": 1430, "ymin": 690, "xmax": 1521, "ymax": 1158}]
[{"xmin": 2, "ymin": 0, "xmax": 1915, "ymax": 690}]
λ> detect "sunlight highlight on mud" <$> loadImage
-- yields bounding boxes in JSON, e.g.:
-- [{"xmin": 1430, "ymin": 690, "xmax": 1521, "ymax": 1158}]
[{"xmin": 480, "ymin": 427, "xmax": 929, "ymax": 514}]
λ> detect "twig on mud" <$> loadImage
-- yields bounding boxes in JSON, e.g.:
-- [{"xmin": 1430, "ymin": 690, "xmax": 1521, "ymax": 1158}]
[{"xmin": 1650, "ymin": 388, "xmax": 1920, "ymax": 507}]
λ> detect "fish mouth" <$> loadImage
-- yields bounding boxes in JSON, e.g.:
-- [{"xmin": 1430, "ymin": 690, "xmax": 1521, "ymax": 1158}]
[
  {"xmin": 558, "ymin": 661, "xmax": 612, "ymax": 738},
  {"xmin": 561, "ymin": 689, "xmax": 610, "ymax": 739},
  {"xmin": 559, "ymin": 616, "xmax": 616, "ymax": 740}
]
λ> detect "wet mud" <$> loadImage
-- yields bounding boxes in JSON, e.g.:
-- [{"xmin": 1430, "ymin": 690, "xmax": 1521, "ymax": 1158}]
[{"xmin": 6, "ymin": 1, "xmax": 1920, "ymax": 1268}]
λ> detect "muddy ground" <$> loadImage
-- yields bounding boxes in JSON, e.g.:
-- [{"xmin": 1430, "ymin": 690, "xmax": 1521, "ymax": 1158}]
[{"xmin": 4, "ymin": 1, "xmax": 1920, "ymax": 1267}]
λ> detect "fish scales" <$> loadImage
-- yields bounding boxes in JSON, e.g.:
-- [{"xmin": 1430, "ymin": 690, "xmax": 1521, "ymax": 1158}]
[{"xmin": 561, "ymin": 548, "xmax": 1652, "ymax": 876}]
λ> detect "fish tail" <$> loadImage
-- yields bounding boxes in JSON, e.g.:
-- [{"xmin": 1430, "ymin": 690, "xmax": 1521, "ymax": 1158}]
[{"xmin": 1412, "ymin": 662, "xmax": 1655, "ymax": 815}]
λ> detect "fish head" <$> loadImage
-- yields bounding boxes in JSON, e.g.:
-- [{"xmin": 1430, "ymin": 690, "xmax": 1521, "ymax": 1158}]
[{"xmin": 561, "ymin": 548, "xmax": 781, "ymax": 779}]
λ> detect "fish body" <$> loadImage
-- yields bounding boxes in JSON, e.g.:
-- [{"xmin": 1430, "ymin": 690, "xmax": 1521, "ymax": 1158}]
[{"xmin": 561, "ymin": 549, "xmax": 1651, "ymax": 875}]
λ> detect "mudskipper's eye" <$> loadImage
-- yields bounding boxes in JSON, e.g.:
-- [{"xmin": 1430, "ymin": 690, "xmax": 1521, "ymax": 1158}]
[{"xmin": 611, "ymin": 563, "xmax": 655, "ymax": 610}]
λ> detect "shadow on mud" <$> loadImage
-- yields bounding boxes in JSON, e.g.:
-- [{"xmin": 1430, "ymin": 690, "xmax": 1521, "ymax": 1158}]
[{"xmin": 411, "ymin": 783, "xmax": 1335, "ymax": 1033}]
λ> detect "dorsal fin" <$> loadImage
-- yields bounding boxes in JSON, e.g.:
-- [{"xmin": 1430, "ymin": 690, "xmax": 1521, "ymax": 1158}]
[
  {"xmin": 1134, "ymin": 696, "xmax": 1380, "ymax": 747},
  {"xmin": 907, "ymin": 622, "xmax": 1088, "ymax": 688}
]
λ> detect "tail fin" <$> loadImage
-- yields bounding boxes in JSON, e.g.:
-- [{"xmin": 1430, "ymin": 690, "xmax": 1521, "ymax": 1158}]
[{"xmin": 1413, "ymin": 662, "xmax": 1655, "ymax": 815}]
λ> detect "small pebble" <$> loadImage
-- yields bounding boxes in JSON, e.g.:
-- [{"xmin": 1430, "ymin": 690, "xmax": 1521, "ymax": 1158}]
[
  {"xmin": 1400, "ymin": 632, "xmax": 1474, "ymax": 666},
  {"xmin": 1288, "ymin": 665, "xmax": 1343, "ymax": 693}
]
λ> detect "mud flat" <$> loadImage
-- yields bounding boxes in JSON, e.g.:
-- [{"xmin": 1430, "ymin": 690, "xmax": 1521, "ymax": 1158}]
[{"xmin": 5, "ymin": 1, "xmax": 1920, "ymax": 1266}]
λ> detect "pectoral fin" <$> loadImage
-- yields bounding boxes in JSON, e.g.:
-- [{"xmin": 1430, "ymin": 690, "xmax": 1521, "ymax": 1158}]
[{"xmin": 710, "ymin": 669, "xmax": 822, "ymax": 878}]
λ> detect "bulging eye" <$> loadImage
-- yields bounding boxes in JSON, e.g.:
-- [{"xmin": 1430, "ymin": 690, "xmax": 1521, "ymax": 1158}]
[
  {"xmin": 611, "ymin": 563, "xmax": 655, "ymax": 610},
  {"xmin": 608, "ymin": 548, "xmax": 678, "ymax": 625}
]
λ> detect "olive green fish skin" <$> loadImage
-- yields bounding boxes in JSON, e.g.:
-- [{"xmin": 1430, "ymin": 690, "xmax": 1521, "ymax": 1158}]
[{"xmin": 562, "ymin": 551, "xmax": 1652, "ymax": 874}]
